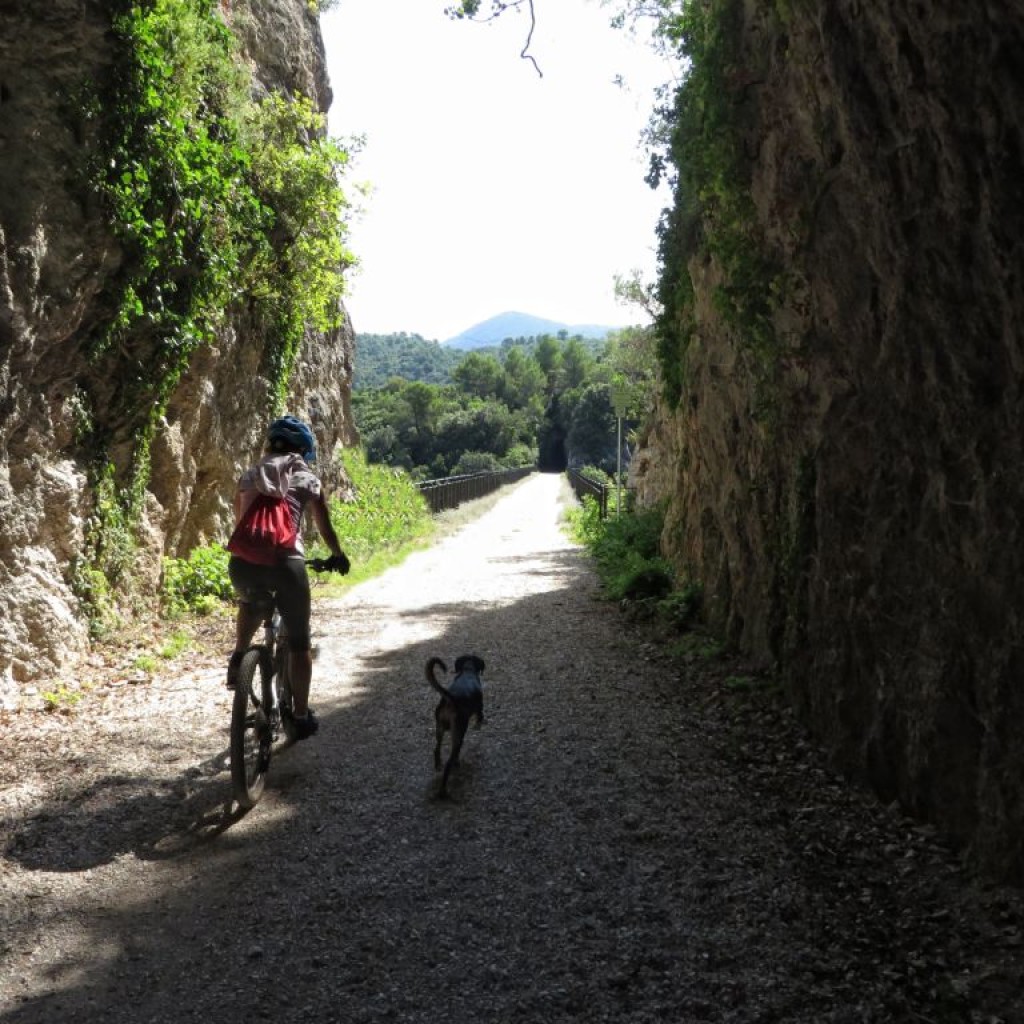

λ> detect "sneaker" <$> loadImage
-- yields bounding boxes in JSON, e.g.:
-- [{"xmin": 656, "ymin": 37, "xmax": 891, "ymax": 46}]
[
  {"xmin": 226, "ymin": 650, "xmax": 244, "ymax": 690},
  {"xmin": 285, "ymin": 708, "xmax": 319, "ymax": 741}
]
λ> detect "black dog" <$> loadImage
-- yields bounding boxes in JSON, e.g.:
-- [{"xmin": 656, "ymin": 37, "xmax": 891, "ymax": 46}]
[{"xmin": 425, "ymin": 655, "xmax": 485, "ymax": 797}]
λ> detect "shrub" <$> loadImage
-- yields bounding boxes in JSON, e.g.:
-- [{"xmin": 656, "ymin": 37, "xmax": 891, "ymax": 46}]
[
  {"xmin": 452, "ymin": 451, "xmax": 501, "ymax": 475},
  {"xmin": 161, "ymin": 544, "xmax": 233, "ymax": 616},
  {"xmin": 502, "ymin": 442, "xmax": 537, "ymax": 469},
  {"xmin": 567, "ymin": 501, "xmax": 678, "ymax": 603}
]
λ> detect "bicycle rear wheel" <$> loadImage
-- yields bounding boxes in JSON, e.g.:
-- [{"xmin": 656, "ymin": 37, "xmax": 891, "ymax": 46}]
[{"xmin": 230, "ymin": 647, "xmax": 273, "ymax": 808}]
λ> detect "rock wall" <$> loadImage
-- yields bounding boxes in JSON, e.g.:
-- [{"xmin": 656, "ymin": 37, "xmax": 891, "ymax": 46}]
[
  {"xmin": 0, "ymin": 0, "xmax": 356, "ymax": 697},
  {"xmin": 634, "ymin": 0, "xmax": 1024, "ymax": 879}
]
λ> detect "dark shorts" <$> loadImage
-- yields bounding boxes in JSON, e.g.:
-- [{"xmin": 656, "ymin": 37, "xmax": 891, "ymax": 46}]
[{"xmin": 228, "ymin": 555, "xmax": 311, "ymax": 652}]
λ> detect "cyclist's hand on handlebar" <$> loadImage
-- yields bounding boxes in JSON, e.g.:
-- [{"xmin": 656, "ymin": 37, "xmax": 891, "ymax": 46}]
[
  {"xmin": 318, "ymin": 552, "xmax": 350, "ymax": 575},
  {"xmin": 308, "ymin": 552, "xmax": 350, "ymax": 574},
  {"xmin": 328, "ymin": 552, "xmax": 351, "ymax": 575}
]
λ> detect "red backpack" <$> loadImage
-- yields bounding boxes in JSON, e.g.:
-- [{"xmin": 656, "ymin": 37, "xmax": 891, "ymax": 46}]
[{"xmin": 225, "ymin": 493, "xmax": 298, "ymax": 566}]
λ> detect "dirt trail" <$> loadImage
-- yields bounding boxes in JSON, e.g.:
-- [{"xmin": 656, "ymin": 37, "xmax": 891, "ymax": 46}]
[{"xmin": 1, "ymin": 473, "xmax": 1022, "ymax": 1023}]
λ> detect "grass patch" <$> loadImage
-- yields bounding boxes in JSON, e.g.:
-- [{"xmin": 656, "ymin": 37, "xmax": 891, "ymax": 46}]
[
  {"xmin": 158, "ymin": 630, "xmax": 191, "ymax": 660},
  {"xmin": 305, "ymin": 448, "xmax": 435, "ymax": 593},
  {"xmin": 667, "ymin": 632, "xmax": 727, "ymax": 663},
  {"xmin": 565, "ymin": 498, "xmax": 707, "ymax": 625},
  {"xmin": 131, "ymin": 630, "xmax": 191, "ymax": 675},
  {"xmin": 133, "ymin": 654, "xmax": 159, "ymax": 674},
  {"xmin": 40, "ymin": 683, "xmax": 87, "ymax": 713}
]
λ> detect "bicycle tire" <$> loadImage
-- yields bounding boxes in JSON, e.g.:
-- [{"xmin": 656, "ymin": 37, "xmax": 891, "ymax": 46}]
[{"xmin": 229, "ymin": 647, "xmax": 273, "ymax": 808}]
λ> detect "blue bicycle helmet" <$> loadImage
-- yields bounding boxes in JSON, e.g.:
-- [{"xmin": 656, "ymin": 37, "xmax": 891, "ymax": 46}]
[{"xmin": 267, "ymin": 415, "xmax": 316, "ymax": 463}]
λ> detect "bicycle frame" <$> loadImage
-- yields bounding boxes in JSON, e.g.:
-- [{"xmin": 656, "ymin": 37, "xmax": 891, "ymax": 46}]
[{"xmin": 260, "ymin": 609, "xmax": 292, "ymax": 729}]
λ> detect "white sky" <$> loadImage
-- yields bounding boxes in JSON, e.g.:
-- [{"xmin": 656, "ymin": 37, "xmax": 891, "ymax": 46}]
[{"xmin": 320, "ymin": 0, "xmax": 674, "ymax": 342}]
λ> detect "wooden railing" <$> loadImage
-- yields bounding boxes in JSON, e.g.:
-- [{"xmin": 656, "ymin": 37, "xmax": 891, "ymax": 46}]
[
  {"xmin": 416, "ymin": 466, "xmax": 535, "ymax": 514},
  {"xmin": 567, "ymin": 469, "xmax": 609, "ymax": 518}
]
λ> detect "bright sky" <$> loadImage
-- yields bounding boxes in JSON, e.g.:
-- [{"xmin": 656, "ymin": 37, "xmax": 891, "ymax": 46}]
[{"xmin": 320, "ymin": 0, "xmax": 674, "ymax": 342}]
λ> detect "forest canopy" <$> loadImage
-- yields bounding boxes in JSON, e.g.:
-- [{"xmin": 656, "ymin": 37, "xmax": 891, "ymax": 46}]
[{"xmin": 352, "ymin": 328, "xmax": 657, "ymax": 480}]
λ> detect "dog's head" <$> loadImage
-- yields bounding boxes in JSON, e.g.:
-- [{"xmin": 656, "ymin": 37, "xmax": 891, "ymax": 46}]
[{"xmin": 454, "ymin": 654, "xmax": 485, "ymax": 676}]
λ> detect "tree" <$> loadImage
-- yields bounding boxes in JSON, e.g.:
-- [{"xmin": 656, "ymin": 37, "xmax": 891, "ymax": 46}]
[
  {"xmin": 403, "ymin": 381, "xmax": 437, "ymax": 434},
  {"xmin": 565, "ymin": 382, "xmax": 618, "ymax": 473},
  {"xmin": 605, "ymin": 324, "xmax": 659, "ymax": 417},
  {"xmin": 435, "ymin": 402, "xmax": 518, "ymax": 466},
  {"xmin": 614, "ymin": 269, "xmax": 662, "ymax": 322},
  {"xmin": 561, "ymin": 337, "xmax": 595, "ymax": 390},
  {"xmin": 364, "ymin": 425, "xmax": 410, "ymax": 469},
  {"xmin": 501, "ymin": 346, "xmax": 546, "ymax": 411},
  {"xmin": 354, "ymin": 332, "xmax": 461, "ymax": 389},
  {"xmin": 534, "ymin": 335, "xmax": 563, "ymax": 390},
  {"xmin": 453, "ymin": 352, "xmax": 504, "ymax": 399}
]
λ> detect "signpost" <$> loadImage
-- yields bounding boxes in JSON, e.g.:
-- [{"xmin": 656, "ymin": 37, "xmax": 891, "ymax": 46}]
[{"xmin": 610, "ymin": 380, "xmax": 630, "ymax": 517}]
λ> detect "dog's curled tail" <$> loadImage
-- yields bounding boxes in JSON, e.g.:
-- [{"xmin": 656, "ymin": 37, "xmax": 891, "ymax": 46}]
[{"xmin": 425, "ymin": 657, "xmax": 451, "ymax": 698}]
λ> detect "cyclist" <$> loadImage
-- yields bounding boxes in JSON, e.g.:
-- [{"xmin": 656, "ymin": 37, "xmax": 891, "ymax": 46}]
[{"xmin": 225, "ymin": 415, "xmax": 349, "ymax": 739}]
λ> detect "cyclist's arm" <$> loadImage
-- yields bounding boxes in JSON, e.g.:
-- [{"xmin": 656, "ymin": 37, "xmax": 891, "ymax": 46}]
[{"xmin": 309, "ymin": 491, "xmax": 345, "ymax": 558}]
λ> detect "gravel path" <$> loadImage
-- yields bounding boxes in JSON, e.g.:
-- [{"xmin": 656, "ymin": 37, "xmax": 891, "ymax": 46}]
[{"xmin": 1, "ymin": 472, "xmax": 1023, "ymax": 1023}]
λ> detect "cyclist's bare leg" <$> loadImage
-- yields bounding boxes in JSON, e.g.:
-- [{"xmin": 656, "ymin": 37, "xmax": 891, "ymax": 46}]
[{"xmin": 289, "ymin": 649, "xmax": 313, "ymax": 716}]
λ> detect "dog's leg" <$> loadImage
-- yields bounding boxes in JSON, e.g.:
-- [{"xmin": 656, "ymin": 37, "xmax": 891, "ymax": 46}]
[
  {"xmin": 451, "ymin": 713, "xmax": 471, "ymax": 768},
  {"xmin": 439, "ymin": 717, "xmax": 468, "ymax": 797},
  {"xmin": 434, "ymin": 707, "xmax": 445, "ymax": 771}
]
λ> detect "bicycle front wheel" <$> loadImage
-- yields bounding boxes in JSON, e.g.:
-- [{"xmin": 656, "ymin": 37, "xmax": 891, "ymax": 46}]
[{"xmin": 230, "ymin": 648, "xmax": 273, "ymax": 809}]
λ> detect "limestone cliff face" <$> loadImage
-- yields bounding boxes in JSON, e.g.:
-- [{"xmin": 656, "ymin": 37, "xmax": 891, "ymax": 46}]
[
  {"xmin": 633, "ymin": 0, "xmax": 1024, "ymax": 878},
  {"xmin": 0, "ymin": 0, "xmax": 356, "ymax": 695}
]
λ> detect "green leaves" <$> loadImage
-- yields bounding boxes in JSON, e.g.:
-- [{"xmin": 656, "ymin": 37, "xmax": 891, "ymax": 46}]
[
  {"xmin": 318, "ymin": 448, "xmax": 434, "ymax": 568},
  {"xmin": 244, "ymin": 92, "xmax": 357, "ymax": 402},
  {"xmin": 646, "ymin": 0, "xmax": 785, "ymax": 410},
  {"xmin": 98, "ymin": 0, "xmax": 357, "ymax": 410},
  {"xmin": 82, "ymin": 0, "xmax": 358, "ymax": 622},
  {"xmin": 566, "ymin": 499, "xmax": 676, "ymax": 604},
  {"xmin": 161, "ymin": 545, "xmax": 234, "ymax": 617}
]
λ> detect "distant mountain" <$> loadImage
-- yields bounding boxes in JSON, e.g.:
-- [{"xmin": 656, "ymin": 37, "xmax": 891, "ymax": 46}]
[{"xmin": 442, "ymin": 311, "xmax": 621, "ymax": 350}]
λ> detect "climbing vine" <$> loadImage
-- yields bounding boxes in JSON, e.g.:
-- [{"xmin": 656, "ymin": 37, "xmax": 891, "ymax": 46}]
[
  {"xmin": 647, "ymin": 0, "xmax": 787, "ymax": 410},
  {"xmin": 75, "ymin": 0, "xmax": 356, "ymax": 624},
  {"xmin": 98, "ymin": 0, "xmax": 355, "ymax": 410},
  {"xmin": 244, "ymin": 92, "xmax": 358, "ymax": 405}
]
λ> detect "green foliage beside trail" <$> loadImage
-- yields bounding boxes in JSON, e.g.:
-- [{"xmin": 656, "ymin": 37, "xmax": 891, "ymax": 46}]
[
  {"xmin": 311, "ymin": 448, "xmax": 435, "ymax": 580},
  {"xmin": 567, "ymin": 495, "xmax": 703, "ymax": 630},
  {"xmin": 75, "ymin": 0, "xmax": 358, "ymax": 630},
  {"xmin": 160, "ymin": 449, "xmax": 435, "ymax": 614},
  {"xmin": 619, "ymin": 0, "xmax": 789, "ymax": 410}
]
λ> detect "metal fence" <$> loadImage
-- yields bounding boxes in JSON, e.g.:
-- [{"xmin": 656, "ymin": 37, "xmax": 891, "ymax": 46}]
[
  {"xmin": 567, "ymin": 468, "xmax": 609, "ymax": 518},
  {"xmin": 416, "ymin": 466, "xmax": 536, "ymax": 514}
]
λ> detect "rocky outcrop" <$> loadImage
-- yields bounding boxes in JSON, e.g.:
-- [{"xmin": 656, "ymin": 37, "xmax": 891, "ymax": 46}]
[
  {"xmin": 634, "ymin": 1, "xmax": 1024, "ymax": 879},
  {"xmin": 0, "ymin": 0, "xmax": 356, "ymax": 697}
]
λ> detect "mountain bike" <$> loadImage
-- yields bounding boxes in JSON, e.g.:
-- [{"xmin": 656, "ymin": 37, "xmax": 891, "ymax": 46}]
[{"xmin": 229, "ymin": 558, "xmax": 339, "ymax": 809}]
